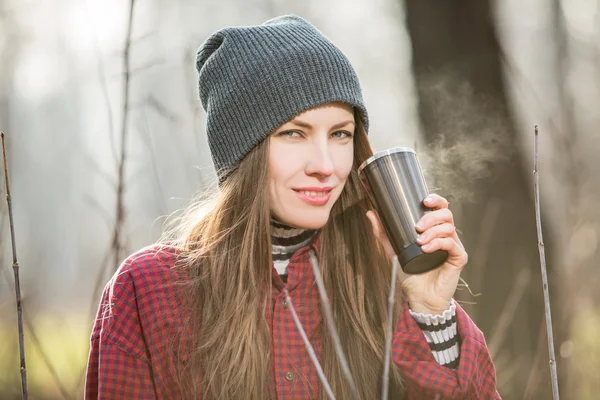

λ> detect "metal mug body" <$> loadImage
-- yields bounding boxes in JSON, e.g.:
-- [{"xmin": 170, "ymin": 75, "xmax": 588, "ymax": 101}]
[{"xmin": 358, "ymin": 147, "xmax": 448, "ymax": 274}]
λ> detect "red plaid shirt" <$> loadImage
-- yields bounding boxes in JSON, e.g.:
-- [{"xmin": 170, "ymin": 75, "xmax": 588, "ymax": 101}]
[{"xmin": 85, "ymin": 241, "xmax": 500, "ymax": 399}]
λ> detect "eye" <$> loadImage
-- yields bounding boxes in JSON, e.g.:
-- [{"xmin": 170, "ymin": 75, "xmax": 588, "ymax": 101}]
[
  {"xmin": 278, "ymin": 130, "xmax": 303, "ymax": 138},
  {"xmin": 331, "ymin": 130, "xmax": 353, "ymax": 139}
]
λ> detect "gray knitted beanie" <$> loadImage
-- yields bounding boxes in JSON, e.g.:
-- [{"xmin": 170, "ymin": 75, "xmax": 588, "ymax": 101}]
[{"xmin": 196, "ymin": 15, "xmax": 369, "ymax": 182}]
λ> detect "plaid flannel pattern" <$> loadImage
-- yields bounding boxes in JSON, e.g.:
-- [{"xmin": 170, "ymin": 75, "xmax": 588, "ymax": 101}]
[{"xmin": 86, "ymin": 243, "xmax": 500, "ymax": 399}]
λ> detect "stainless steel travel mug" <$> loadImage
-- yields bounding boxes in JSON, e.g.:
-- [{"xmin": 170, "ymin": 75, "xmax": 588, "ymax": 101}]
[{"xmin": 358, "ymin": 147, "xmax": 448, "ymax": 274}]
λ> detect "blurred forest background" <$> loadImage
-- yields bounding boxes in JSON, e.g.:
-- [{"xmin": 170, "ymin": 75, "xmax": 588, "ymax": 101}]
[{"xmin": 1, "ymin": 0, "xmax": 599, "ymax": 398}]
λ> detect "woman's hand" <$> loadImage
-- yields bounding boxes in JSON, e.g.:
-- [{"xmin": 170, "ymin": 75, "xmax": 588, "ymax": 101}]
[{"xmin": 366, "ymin": 194, "xmax": 467, "ymax": 315}]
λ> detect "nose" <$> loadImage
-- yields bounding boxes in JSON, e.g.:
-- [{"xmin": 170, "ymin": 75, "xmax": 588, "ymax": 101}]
[{"xmin": 305, "ymin": 139, "xmax": 334, "ymax": 178}]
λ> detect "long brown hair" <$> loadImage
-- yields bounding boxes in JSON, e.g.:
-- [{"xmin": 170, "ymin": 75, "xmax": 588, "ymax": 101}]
[{"xmin": 173, "ymin": 112, "xmax": 405, "ymax": 399}]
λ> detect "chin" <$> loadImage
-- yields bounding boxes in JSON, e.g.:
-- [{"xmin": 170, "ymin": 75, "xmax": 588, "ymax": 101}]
[{"xmin": 283, "ymin": 209, "xmax": 331, "ymax": 230}]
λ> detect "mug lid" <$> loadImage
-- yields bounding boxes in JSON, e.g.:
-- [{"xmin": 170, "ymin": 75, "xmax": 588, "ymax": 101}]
[{"xmin": 358, "ymin": 147, "xmax": 416, "ymax": 174}]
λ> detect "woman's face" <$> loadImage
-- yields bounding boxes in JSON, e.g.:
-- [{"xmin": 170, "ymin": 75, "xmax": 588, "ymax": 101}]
[{"xmin": 268, "ymin": 102, "xmax": 355, "ymax": 229}]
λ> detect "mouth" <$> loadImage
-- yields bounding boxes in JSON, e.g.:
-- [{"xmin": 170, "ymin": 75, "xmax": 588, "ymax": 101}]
[{"xmin": 293, "ymin": 187, "xmax": 334, "ymax": 206}]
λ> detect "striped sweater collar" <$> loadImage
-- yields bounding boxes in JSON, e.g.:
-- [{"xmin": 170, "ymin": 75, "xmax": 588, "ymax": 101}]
[{"xmin": 271, "ymin": 218, "xmax": 318, "ymax": 262}]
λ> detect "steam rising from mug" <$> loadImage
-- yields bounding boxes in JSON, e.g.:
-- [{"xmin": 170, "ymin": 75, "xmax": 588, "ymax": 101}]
[{"xmin": 358, "ymin": 148, "xmax": 448, "ymax": 274}]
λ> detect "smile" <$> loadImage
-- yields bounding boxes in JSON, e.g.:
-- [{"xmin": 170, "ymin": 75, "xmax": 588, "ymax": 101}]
[{"xmin": 293, "ymin": 187, "xmax": 333, "ymax": 206}]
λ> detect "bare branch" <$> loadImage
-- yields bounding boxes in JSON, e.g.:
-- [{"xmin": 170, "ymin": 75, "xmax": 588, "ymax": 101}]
[
  {"xmin": 111, "ymin": 0, "xmax": 136, "ymax": 271},
  {"xmin": 467, "ymin": 199, "xmax": 501, "ymax": 319},
  {"xmin": 83, "ymin": 194, "xmax": 115, "ymax": 232},
  {"xmin": 524, "ymin": 324, "xmax": 549, "ymax": 399},
  {"xmin": 488, "ymin": 268, "xmax": 531, "ymax": 358},
  {"xmin": 135, "ymin": 108, "xmax": 168, "ymax": 215},
  {"xmin": 458, "ymin": 277, "xmax": 481, "ymax": 298},
  {"xmin": 284, "ymin": 289, "xmax": 336, "ymax": 400},
  {"xmin": 143, "ymin": 94, "xmax": 180, "ymax": 122},
  {"xmin": 308, "ymin": 251, "xmax": 360, "ymax": 400},
  {"xmin": 534, "ymin": 126, "xmax": 560, "ymax": 399},
  {"xmin": 24, "ymin": 313, "xmax": 74, "ymax": 400},
  {"xmin": 0, "ymin": 267, "xmax": 74, "ymax": 399},
  {"xmin": 82, "ymin": 152, "xmax": 116, "ymax": 191},
  {"xmin": 87, "ymin": 11, "xmax": 118, "ymax": 168},
  {"xmin": 72, "ymin": 248, "xmax": 114, "ymax": 392},
  {"xmin": 88, "ymin": 249, "xmax": 113, "ymax": 319},
  {"xmin": 131, "ymin": 30, "xmax": 158, "ymax": 43},
  {"xmin": 129, "ymin": 58, "xmax": 165, "ymax": 75},
  {"xmin": 1, "ymin": 132, "xmax": 27, "ymax": 399},
  {"xmin": 382, "ymin": 256, "xmax": 400, "ymax": 400}
]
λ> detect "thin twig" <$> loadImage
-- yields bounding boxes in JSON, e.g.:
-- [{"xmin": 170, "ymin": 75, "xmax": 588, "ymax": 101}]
[
  {"xmin": 111, "ymin": 0, "xmax": 136, "ymax": 271},
  {"xmin": 24, "ymin": 313, "xmax": 74, "ymax": 400},
  {"xmin": 381, "ymin": 256, "xmax": 399, "ymax": 400},
  {"xmin": 453, "ymin": 299, "xmax": 478, "ymax": 305},
  {"xmin": 88, "ymin": 249, "xmax": 112, "ymax": 317},
  {"xmin": 144, "ymin": 94, "xmax": 180, "ymax": 123},
  {"xmin": 524, "ymin": 323, "xmax": 549, "ymax": 400},
  {"xmin": 467, "ymin": 199, "xmax": 501, "ymax": 319},
  {"xmin": 534, "ymin": 125, "xmax": 560, "ymax": 399},
  {"xmin": 1, "ymin": 132, "xmax": 27, "ymax": 399},
  {"xmin": 309, "ymin": 251, "xmax": 361, "ymax": 400},
  {"xmin": 458, "ymin": 276, "xmax": 481, "ymax": 297},
  {"xmin": 0, "ymin": 271, "xmax": 73, "ymax": 399},
  {"xmin": 71, "ymin": 248, "xmax": 114, "ymax": 392},
  {"xmin": 83, "ymin": 193, "xmax": 115, "ymax": 231},
  {"xmin": 284, "ymin": 289, "xmax": 335, "ymax": 400},
  {"xmin": 136, "ymin": 108, "xmax": 168, "ymax": 216},
  {"xmin": 495, "ymin": 352, "xmax": 527, "ymax": 395},
  {"xmin": 129, "ymin": 58, "xmax": 165, "ymax": 75},
  {"xmin": 85, "ymin": 0, "xmax": 118, "ymax": 167},
  {"xmin": 488, "ymin": 268, "xmax": 531, "ymax": 358}
]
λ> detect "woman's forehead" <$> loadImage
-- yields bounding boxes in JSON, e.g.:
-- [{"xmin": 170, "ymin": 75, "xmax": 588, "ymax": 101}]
[
  {"xmin": 289, "ymin": 103, "xmax": 355, "ymax": 123},
  {"xmin": 301, "ymin": 102, "xmax": 354, "ymax": 114}
]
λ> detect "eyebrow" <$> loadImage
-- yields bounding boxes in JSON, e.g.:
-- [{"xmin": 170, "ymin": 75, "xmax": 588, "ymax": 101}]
[{"xmin": 289, "ymin": 119, "xmax": 355, "ymax": 130}]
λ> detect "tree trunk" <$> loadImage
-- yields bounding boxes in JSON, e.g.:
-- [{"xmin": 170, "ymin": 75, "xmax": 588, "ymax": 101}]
[{"xmin": 404, "ymin": 1, "xmax": 561, "ymax": 398}]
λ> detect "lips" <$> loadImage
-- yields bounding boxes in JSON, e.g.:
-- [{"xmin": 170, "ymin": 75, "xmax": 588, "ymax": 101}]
[
  {"xmin": 296, "ymin": 190, "xmax": 328, "ymax": 196},
  {"xmin": 293, "ymin": 187, "xmax": 333, "ymax": 206}
]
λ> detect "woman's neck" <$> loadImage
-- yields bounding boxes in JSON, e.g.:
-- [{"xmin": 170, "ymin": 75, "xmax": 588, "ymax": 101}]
[{"xmin": 270, "ymin": 218, "xmax": 317, "ymax": 280}]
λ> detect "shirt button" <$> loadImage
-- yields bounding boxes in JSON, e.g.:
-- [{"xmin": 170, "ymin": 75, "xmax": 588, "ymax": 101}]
[
  {"xmin": 282, "ymin": 299, "xmax": 288, "ymax": 308},
  {"xmin": 285, "ymin": 371, "xmax": 294, "ymax": 381}
]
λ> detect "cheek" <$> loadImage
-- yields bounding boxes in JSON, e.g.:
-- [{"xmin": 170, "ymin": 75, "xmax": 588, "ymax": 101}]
[
  {"xmin": 268, "ymin": 142, "xmax": 302, "ymax": 192},
  {"xmin": 268, "ymin": 142, "xmax": 287, "ymax": 185},
  {"xmin": 334, "ymin": 145, "xmax": 354, "ymax": 181}
]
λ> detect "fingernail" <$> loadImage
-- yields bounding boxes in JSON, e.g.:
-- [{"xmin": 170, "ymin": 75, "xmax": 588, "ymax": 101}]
[
  {"xmin": 425, "ymin": 196, "xmax": 433, "ymax": 203},
  {"xmin": 416, "ymin": 234, "xmax": 426, "ymax": 243},
  {"xmin": 421, "ymin": 243, "xmax": 431, "ymax": 250}
]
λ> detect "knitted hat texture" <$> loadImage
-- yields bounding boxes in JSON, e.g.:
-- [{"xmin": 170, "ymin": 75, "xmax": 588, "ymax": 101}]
[{"xmin": 196, "ymin": 15, "xmax": 368, "ymax": 182}]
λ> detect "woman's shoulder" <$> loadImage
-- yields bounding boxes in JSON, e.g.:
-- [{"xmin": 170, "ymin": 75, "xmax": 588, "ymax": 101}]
[
  {"xmin": 92, "ymin": 243, "xmax": 188, "ymax": 360},
  {"xmin": 101, "ymin": 243, "xmax": 185, "ymax": 308},
  {"xmin": 116, "ymin": 243, "xmax": 182, "ymax": 282}
]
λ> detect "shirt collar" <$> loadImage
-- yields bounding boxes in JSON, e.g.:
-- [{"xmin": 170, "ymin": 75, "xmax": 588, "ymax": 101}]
[{"xmin": 271, "ymin": 230, "xmax": 321, "ymax": 291}]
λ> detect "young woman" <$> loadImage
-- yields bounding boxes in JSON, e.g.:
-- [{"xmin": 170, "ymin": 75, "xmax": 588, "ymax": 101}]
[{"xmin": 85, "ymin": 15, "xmax": 500, "ymax": 399}]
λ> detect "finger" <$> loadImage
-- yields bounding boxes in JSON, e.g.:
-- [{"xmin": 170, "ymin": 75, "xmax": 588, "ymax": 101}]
[
  {"xmin": 421, "ymin": 237, "xmax": 457, "ymax": 253},
  {"xmin": 421, "ymin": 237, "xmax": 468, "ymax": 267},
  {"xmin": 423, "ymin": 193, "xmax": 449, "ymax": 210},
  {"xmin": 415, "ymin": 208, "xmax": 454, "ymax": 233},
  {"xmin": 416, "ymin": 222, "xmax": 456, "ymax": 246}
]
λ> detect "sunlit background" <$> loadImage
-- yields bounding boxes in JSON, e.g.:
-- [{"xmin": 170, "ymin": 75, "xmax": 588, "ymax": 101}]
[{"xmin": 1, "ymin": 0, "xmax": 599, "ymax": 398}]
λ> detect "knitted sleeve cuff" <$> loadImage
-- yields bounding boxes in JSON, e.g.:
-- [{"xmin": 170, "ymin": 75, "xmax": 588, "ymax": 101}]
[{"xmin": 409, "ymin": 299, "xmax": 460, "ymax": 368}]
